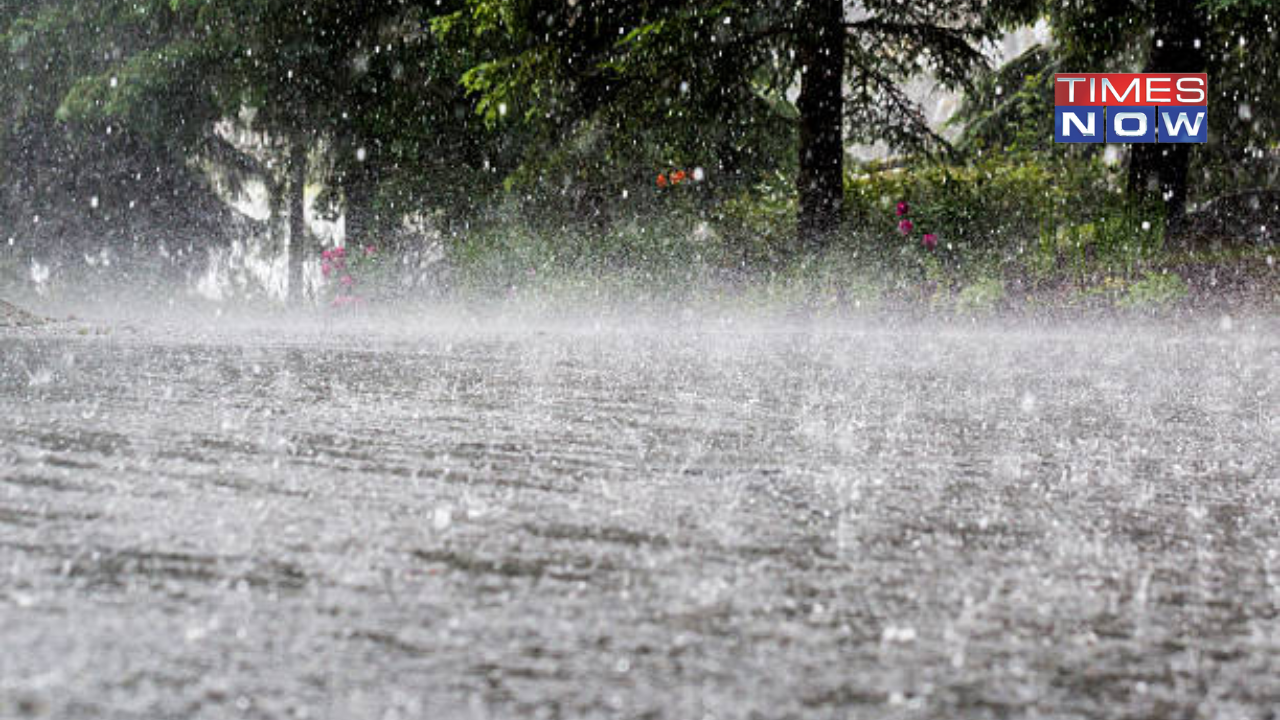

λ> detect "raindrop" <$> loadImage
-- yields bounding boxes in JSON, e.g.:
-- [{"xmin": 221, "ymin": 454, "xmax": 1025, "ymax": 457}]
[
  {"xmin": 1019, "ymin": 392, "xmax": 1037, "ymax": 414},
  {"xmin": 432, "ymin": 505, "xmax": 452, "ymax": 531},
  {"xmin": 881, "ymin": 625, "xmax": 917, "ymax": 643},
  {"xmin": 27, "ymin": 367, "xmax": 54, "ymax": 387},
  {"xmin": 1238, "ymin": 103, "xmax": 1252, "ymax": 121},
  {"xmin": 498, "ymin": 102, "xmax": 508, "ymax": 117},
  {"xmin": 356, "ymin": 147, "xmax": 367, "ymax": 162},
  {"xmin": 90, "ymin": 196, "xmax": 99, "ymax": 209},
  {"xmin": 109, "ymin": 76, "xmax": 118, "ymax": 88}
]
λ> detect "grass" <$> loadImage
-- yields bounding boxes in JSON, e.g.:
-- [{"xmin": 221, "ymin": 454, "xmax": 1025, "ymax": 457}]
[
  {"xmin": 1119, "ymin": 271, "xmax": 1190, "ymax": 309},
  {"xmin": 432, "ymin": 214, "xmax": 1277, "ymax": 317},
  {"xmin": 4, "ymin": 154, "xmax": 1276, "ymax": 317}
]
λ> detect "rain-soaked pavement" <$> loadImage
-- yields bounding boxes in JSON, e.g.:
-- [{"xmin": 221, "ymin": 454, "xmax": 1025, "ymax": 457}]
[{"xmin": 1, "ymin": 313, "xmax": 1277, "ymax": 719}]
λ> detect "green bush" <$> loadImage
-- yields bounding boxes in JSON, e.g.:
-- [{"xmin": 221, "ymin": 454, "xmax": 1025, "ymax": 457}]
[
  {"xmin": 711, "ymin": 171, "xmax": 798, "ymax": 267},
  {"xmin": 956, "ymin": 276, "xmax": 1007, "ymax": 313},
  {"xmin": 1121, "ymin": 271, "xmax": 1189, "ymax": 308},
  {"xmin": 844, "ymin": 154, "xmax": 1133, "ymax": 259}
]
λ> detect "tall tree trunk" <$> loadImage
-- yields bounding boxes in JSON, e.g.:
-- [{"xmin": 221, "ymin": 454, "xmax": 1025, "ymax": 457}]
[
  {"xmin": 287, "ymin": 138, "xmax": 307, "ymax": 303},
  {"xmin": 795, "ymin": 0, "xmax": 846, "ymax": 251},
  {"xmin": 1127, "ymin": 0, "xmax": 1206, "ymax": 240},
  {"xmin": 268, "ymin": 176, "xmax": 286, "ymax": 298},
  {"xmin": 341, "ymin": 166, "xmax": 373, "ymax": 253}
]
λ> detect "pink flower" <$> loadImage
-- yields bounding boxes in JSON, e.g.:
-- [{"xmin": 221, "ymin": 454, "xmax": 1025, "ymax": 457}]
[
  {"xmin": 321, "ymin": 249, "xmax": 333, "ymax": 261},
  {"xmin": 321, "ymin": 261, "xmax": 333, "ymax": 277},
  {"xmin": 922, "ymin": 233, "xmax": 938, "ymax": 250},
  {"xmin": 364, "ymin": 245, "xmax": 376, "ymax": 256},
  {"xmin": 898, "ymin": 219, "xmax": 914, "ymax": 235},
  {"xmin": 896, "ymin": 201, "xmax": 909, "ymax": 217},
  {"xmin": 339, "ymin": 274, "xmax": 354, "ymax": 287},
  {"xmin": 333, "ymin": 246, "xmax": 346, "ymax": 258}
]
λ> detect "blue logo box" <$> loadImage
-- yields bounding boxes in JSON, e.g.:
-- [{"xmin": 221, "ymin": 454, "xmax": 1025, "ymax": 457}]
[
  {"xmin": 1055, "ymin": 105, "xmax": 1207, "ymax": 143},
  {"xmin": 1107, "ymin": 106, "xmax": 1157, "ymax": 143},
  {"xmin": 1055, "ymin": 107, "xmax": 1102, "ymax": 143},
  {"xmin": 1158, "ymin": 106, "xmax": 1208, "ymax": 143}
]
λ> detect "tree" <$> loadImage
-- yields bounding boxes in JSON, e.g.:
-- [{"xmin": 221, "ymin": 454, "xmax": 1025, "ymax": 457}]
[
  {"xmin": 209, "ymin": 0, "xmax": 511, "ymax": 291},
  {"xmin": 446, "ymin": 0, "xmax": 1036, "ymax": 249},
  {"xmin": 440, "ymin": 0, "xmax": 797, "ymax": 225},
  {"xmin": 795, "ymin": 0, "xmax": 845, "ymax": 248},
  {"xmin": 1125, "ymin": 0, "xmax": 1207, "ymax": 234},
  {"xmin": 961, "ymin": 0, "xmax": 1279, "ymax": 239},
  {"xmin": 40, "ymin": 0, "xmax": 504, "ymax": 301},
  {"xmin": 1, "ymin": 0, "xmax": 236, "ymax": 274}
]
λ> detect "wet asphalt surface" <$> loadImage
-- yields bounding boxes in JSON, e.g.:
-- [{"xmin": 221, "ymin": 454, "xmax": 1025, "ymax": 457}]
[{"xmin": 1, "ymin": 315, "xmax": 1277, "ymax": 719}]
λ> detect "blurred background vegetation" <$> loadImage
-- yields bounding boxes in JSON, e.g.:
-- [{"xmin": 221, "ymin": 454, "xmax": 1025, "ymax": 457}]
[{"xmin": 1, "ymin": 0, "xmax": 1276, "ymax": 306}]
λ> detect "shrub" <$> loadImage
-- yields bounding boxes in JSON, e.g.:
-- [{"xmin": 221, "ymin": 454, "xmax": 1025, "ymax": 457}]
[
  {"xmin": 1122, "ymin": 271, "xmax": 1189, "ymax": 308},
  {"xmin": 956, "ymin": 276, "xmax": 1007, "ymax": 312},
  {"xmin": 844, "ymin": 153, "xmax": 1123, "ymax": 263}
]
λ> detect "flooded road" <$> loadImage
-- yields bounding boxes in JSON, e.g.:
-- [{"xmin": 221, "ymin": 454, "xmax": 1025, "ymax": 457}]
[{"xmin": 2, "ymin": 315, "xmax": 1278, "ymax": 719}]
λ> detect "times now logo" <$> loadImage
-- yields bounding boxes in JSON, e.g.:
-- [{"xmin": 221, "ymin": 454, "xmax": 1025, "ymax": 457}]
[{"xmin": 1054, "ymin": 73, "xmax": 1207, "ymax": 144}]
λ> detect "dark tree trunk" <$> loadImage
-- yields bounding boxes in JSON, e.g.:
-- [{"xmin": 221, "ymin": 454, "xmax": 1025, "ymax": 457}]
[
  {"xmin": 795, "ymin": 0, "xmax": 846, "ymax": 251},
  {"xmin": 1127, "ymin": 0, "xmax": 1206, "ymax": 240},
  {"xmin": 287, "ymin": 139, "xmax": 307, "ymax": 303},
  {"xmin": 342, "ymin": 167, "xmax": 374, "ymax": 253},
  {"xmin": 339, "ymin": 143, "xmax": 377, "ymax": 252}
]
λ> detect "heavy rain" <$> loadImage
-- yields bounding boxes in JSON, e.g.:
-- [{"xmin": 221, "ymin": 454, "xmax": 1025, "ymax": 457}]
[{"xmin": 1, "ymin": 1, "xmax": 1277, "ymax": 718}]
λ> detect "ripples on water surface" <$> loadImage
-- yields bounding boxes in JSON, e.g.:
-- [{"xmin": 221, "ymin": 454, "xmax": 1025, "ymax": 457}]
[{"xmin": 1, "ymin": 314, "xmax": 1277, "ymax": 718}]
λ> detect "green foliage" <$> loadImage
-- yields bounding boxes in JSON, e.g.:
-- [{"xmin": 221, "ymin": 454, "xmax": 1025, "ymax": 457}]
[
  {"xmin": 710, "ymin": 171, "xmax": 797, "ymax": 266},
  {"xmin": 1199, "ymin": 0, "xmax": 1272, "ymax": 14},
  {"xmin": 443, "ymin": 0, "xmax": 798, "ymax": 213},
  {"xmin": 0, "ymin": 0, "xmax": 241, "ymax": 261},
  {"xmin": 845, "ymin": 154, "xmax": 1116, "ymax": 259},
  {"xmin": 58, "ymin": 38, "xmax": 225, "ymax": 150},
  {"xmin": 951, "ymin": 45, "xmax": 1059, "ymax": 155},
  {"xmin": 955, "ymin": 276, "xmax": 1006, "ymax": 312},
  {"xmin": 1043, "ymin": 208, "xmax": 1165, "ymax": 281},
  {"xmin": 1, "ymin": 0, "xmax": 1271, "ymax": 310},
  {"xmin": 445, "ymin": 0, "xmax": 1047, "ymax": 227},
  {"xmin": 1121, "ymin": 270, "xmax": 1190, "ymax": 308},
  {"xmin": 2, "ymin": 0, "xmax": 511, "ymax": 263},
  {"xmin": 1194, "ymin": 0, "xmax": 1279, "ymax": 195},
  {"xmin": 445, "ymin": 210, "xmax": 722, "ymax": 298},
  {"xmin": 960, "ymin": 0, "xmax": 1280, "ymax": 207}
]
